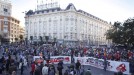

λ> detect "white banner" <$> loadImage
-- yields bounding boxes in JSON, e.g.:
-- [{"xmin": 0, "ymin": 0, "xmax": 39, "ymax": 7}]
[
  {"xmin": 33, "ymin": 56, "xmax": 42, "ymax": 61},
  {"xmin": 107, "ymin": 61, "xmax": 129, "ymax": 75},
  {"xmin": 74, "ymin": 57, "xmax": 85, "ymax": 65},
  {"xmin": 33, "ymin": 56, "xmax": 129, "ymax": 74},
  {"xmin": 74, "ymin": 57, "xmax": 130, "ymax": 74}
]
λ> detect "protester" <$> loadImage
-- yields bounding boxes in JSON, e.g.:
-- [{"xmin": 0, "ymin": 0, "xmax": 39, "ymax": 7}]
[
  {"xmin": 48, "ymin": 64, "xmax": 56, "ymax": 75},
  {"xmin": 6, "ymin": 57, "xmax": 11, "ymax": 72},
  {"xmin": 103, "ymin": 58, "xmax": 107, "ymax": 71},
  {"xmin": 75, "ymin": 60, "xmax": 81, "ymax": 74},
  {"xmin": 69, "ymin": 68, "xmax": 76, "ymax": 75},
  {"xmin": 34, "ymin": 63, "xmax": 41, "ymax": 75},
  {"xmin": 21, "ymin": 62, "xmax": 24, "ymax": 75},
  {"xmin": 11, "ymin": 71, "xmax": 16, "ymax": 75},
  {"xmin": 31, "ymin": 62, "xmax": 36, "ymax": 75},
  {"xmin": 84, "ymin": 68, "xmax": 92, "ymax": 75},
  {"xmin": 64, "ymin": 70, "xmax": 69, "ymax": 75},
  {"xmin": 0, "ymin": 65, "xmax": 2, "ymax": 75},
  {"xmin": 117, "ymin": 71, "xmax": 123, "ymax": 75},
  {"xmin": 9, "ymin": 63, "xmax": 17, "ymax": 74},
  {"xmin": 57, "ymin": 61, "xmax": 63, "ymax": 75},
  {"xmin": 42, "ymin": 64, "xmax": 48, "ymax": 75},
  {"xmin": 0, "ymin": 43, "xmax": 134, "ymax": 75}
]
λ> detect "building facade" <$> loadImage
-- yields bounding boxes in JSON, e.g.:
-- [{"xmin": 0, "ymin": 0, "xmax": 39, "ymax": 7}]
[
  {"xmin": 0, "ymin": 0, "xmax": 11, "ymax": 41},
  {"xmin": 0, "ymin": 0, "xmax": 12, "ymax": 16},
  {"xmin": 19, "ymin": 26, "xmax": 25, "ymax": 39},
  {"xmin": 25, "ymin": 3, "xmax": 111, "ymax": 46},
  {"xmin": 0, "ymin": 0, "xmax": 25, "ymax": 43},
  {"xmin": 9, "ymin": 17, "xmax": 21, "ymax": 42}
]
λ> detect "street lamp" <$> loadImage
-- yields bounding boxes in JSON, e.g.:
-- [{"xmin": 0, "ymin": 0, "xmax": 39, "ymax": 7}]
[
  {"xmin": 64, "ymin": 35, "xmax": 66, "ymax": 45},
  {"xmin": 22, "ymin": 11, "xmax": 29, "ymax": 45}
]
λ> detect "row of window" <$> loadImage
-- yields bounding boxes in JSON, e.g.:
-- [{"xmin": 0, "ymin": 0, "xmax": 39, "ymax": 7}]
[
  {"xmin": 10, "ymin": 35, "xmax": 18, "ymax": 38},
  {"xmin": 3, "ymin": 27, "xmax": 8, "ymax": 32},
  {"xmin": 26, "ymin": 20, "xmax": 108, "ymax": 30}
]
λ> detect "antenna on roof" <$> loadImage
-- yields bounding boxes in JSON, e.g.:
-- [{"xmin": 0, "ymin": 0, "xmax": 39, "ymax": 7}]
[
  {"xmin": 37, "ymin": 0, "xmax": 38, "ymax": 5},
  {"xmin": 46, "ymin": 0, "xmax": 48, "ymax": 9},
  {"xmin": 50, "ymin": 0, "xmax": 52, "ymax": 8},
  {"xmin": 37, "ymin": 0, "xmax": 38, "ymax": 10}
]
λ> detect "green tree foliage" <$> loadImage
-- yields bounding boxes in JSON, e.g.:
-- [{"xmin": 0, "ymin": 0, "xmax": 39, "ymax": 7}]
[
  {"xmin": 39, "ymin": 36, "xmax": 42, "ymax": 41},
  {"xmin": 19, "ymin": 35, "xmax": 23, "ymax": 40},
  {"xmin": 54, "ymin": 37, "xmax": 56, "ymax": 42},
  {"xmin": 106, "ymin": 18, "xmax": 134, "ymax": 48},
  {"xmin": 45, "ymin": 36, "xmax": 49, "ymax": 44},
  {"xmin": 15, "ymin": 38, "xmax": 18, "ymax": 42},
  {"xmin": 30, "ymin": 36, "xmax": 33, "ymax": 41}
]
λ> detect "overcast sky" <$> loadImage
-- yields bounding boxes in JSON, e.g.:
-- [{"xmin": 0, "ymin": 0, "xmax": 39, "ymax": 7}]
[{"xmin": 11, "ymin": 0, "xmax": 134, "ymax": 26}]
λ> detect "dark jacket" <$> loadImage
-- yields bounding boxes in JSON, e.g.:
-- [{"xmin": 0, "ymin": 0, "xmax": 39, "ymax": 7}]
[
  {"xmin": 34, "ymin": 66, "xmax": 41, "ymax": 75},
  {"xmin": 84, "ymin": 70, "xmax": 91, "ymax": 75},
  {"xmin": 76, "ymin": 62, "xmax": 81, "ymax": 69}
]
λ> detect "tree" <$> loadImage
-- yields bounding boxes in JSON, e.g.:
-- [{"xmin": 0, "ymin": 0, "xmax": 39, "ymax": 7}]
[
  {"xmin": 106, "ymin": 18, "xmax": 134, "ymax": 48},
  {"xmin": 30, "ymin": 36, "xmax": 33, "ymax": 44},
  {"xmin": 45, "ymin": 36, "xmax": 49, "ymax": 44},
  {"xmin": 25, "ymin": 37, "xmax": 28, "ymax": 45},
  {"xmin": 39, "ymin": 36, "xmax": 43, "ymax": 41},
  {"xmin": 19, "ymin": 35, "xmax": 23, "ymax": 43},
  {"xmin": 15, "ymin": 38, "xmax": 18, "ymax": 42},
  {"xmin": 106, "ymin": 22, "xmax": 123, "ymax": 44},
  {"xmin": 19, "ymin": 35, "xmax": 23, "ymax": 41},
  {"xmin": 39, "ymin": 36, "xmax": 43, "ymax": 45},
  {"xmin": 30, "ymin": 36, "xmax": 33, "ymax": 41},
  {"xmin": 122, "ymin": 18, "xmax": 134, "ymax": 47},
  {"xmin": 52, "ymin": 37, "xmax": 57, "ymax": 46}
]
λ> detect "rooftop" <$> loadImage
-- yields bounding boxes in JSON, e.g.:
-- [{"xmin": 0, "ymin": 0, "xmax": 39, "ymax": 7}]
[{"xmin": 26, "ymin": 3, "xmax": 108, "ymax": 24}]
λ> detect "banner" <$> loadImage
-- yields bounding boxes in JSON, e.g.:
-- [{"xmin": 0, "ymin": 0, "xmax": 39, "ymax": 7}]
[
  {"xmin": 74, "ymin": 57, "xmax": 129, "ymax": 74},
  {"xmin": 107, "ymin": 61, "xmax": 129, "ymax": 75},
  {"xmin": 74, "ymin": 57, "xmax": 85, "ymax": 65},
  {"xmin": 33, "ymin": 56, "xmax": 43, "ymax": 64},
  {"xmin": 33, "ymin": 56, "xmax": 71, "ymax": 64},
  {"xmin": 33, "ymin": 56, "xmax": 129, "ymax": 74},
  {"xmin": 50, "ymin": 56, "xmax": 71, "ymax": 64},
  {"xmin": 33, "ymin": 56, "xmax": 42, "ymax": 61}
]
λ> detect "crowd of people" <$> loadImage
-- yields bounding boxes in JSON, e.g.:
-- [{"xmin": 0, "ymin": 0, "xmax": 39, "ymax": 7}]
[{"xmin": 0, "ymin": 43, "xmax": 134, "ymax": 75}]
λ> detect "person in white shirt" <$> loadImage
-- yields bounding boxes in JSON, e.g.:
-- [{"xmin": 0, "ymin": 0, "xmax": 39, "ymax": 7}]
[
  {"xmin": 42, "ymin": 64, "xmax": 48, "ymax": 75},
  {"xmin": 43, "ymin": 60, "xmax": 46, "ymax": 65}
]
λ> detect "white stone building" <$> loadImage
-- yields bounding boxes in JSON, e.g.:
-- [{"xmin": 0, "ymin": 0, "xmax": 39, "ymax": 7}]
[{"xmin": 25, "ymin": 3, "xmax": 111, "ymax": 46}]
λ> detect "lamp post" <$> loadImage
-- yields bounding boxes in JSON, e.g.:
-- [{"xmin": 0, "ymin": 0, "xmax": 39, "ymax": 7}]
[
  {"xmin": 23, "ymin": 11, "xmax": 29, "ymax": 45},
  {"xmin": 63, "ymin": 35, "xmax": 66, "ymax": 46}
]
